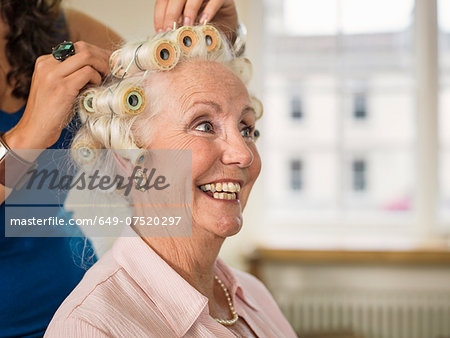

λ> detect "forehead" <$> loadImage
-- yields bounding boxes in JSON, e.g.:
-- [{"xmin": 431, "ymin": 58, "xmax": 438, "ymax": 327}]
[{"xmin": 149, "ymin": 61, "xmax": 250, "ymax": 108}]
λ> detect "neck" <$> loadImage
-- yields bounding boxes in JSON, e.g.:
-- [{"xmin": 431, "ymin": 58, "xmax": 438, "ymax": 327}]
[{"xmin": 142, "ymin": 225, "xmax": 224, "ymax": 301}]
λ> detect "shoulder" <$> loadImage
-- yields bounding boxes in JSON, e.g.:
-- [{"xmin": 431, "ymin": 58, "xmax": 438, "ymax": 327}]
[
  {"xmin": 47, "ymin": 250, "xmax": 122, "ymax": 321},
  {"xmin": 45, "ymin": 318, "xmax": 109, "ymax": 338},
  {"xmin": 46, "ymin": 250, "xmax": 173, "ymax": 337},
  {"xmin": 63, "ymin": 8, "xmax": 123, "ymax": 50}
]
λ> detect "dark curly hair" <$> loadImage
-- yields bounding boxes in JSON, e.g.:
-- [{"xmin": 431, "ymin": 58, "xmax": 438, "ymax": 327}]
[{"xmin": 1, "ymin": 0, "xmax": 64, "ymax": 99}]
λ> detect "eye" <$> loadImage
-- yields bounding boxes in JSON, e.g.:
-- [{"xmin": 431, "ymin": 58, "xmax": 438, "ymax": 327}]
[
  {"xmin": 240, "ymin": 126, "xmax": 255, "ymax": 139},
  {"xmin": 195, "ymin": 121, "xmax": 214, "ymax": 133}
]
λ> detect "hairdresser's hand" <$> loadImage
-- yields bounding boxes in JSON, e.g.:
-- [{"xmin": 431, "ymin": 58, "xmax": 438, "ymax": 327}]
[
  {"xmin": 154, "ymin": 0, "xmax": 238, "ymax": 40},
  {"xmin": 4, "ymin": 41, "xmax": 111, "ymax": 152}
]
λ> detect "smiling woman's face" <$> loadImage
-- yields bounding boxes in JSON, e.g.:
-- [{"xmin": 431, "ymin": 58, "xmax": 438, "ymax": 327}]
[{"xmin": 145, "ymin": 60, "xmax": 261, "ymax": 238}]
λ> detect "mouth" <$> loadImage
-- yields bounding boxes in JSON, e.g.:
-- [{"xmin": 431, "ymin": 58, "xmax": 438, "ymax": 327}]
[{"xmin": 198, "ymin": 181, "xmax": 241, "ymax": 201}]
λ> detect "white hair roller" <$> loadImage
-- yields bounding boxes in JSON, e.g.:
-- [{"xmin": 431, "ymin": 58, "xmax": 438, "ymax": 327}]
[
  {"xmin": 229, "ymin": 57, "xmax": 253, "ymax": 85},
  {"xmin": 251, "ymin": 96, "xmax": 264, "ymax": 120},
  {"xmin": 94, "ymin": 82, "xmax": 146, "ymax": 116},
  {"xmin": 78, "ymin": 88, "xmax": 101, "ymax": 122},
  {"xmin": 113, "ymin": 38, "xmax": 181, "ymax": 77},
  {"xmin": 143, "ymin": 38, "xmax": 180, "ymax": 71},
  {"xmin": 109, "ymin": 49, "xmax": 125, "ymax": 78},
  {"xmin": 176, "ymin": 26, "xmax": 200, "ymax": 54},
  {"xmin": 71, "ymin": 129, "xmax": 103, "ymax": 166},
  {"xmin": 199, "ymin": 25, "xmax": 222, "ymax": 53}
]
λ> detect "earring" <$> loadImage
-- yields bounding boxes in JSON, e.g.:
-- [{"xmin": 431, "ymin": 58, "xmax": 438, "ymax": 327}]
[{"xmin": 134, "ymin": 168, "xmax": 148, "ymax": 192}]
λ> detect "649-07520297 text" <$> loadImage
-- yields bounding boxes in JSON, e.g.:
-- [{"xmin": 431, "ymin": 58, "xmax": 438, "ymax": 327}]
[{"xmin": 9, "ymin": 216, "xmax": 183, "ymax": 227}]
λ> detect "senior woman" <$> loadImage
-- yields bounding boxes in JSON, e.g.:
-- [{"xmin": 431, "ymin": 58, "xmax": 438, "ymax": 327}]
[{"xmin": 45, "ymin": 25, "xmax": 296, "ymax": 337}]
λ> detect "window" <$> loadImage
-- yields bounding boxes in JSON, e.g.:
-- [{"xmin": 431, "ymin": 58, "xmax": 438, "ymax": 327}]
[
  {"xmin": 291, "ymin": 97, "xmax": 303, "ymax": 119},
  {"xmin": 352, "ymin": 160, "xmax": 367, "ymax": 191},
  {"xmin": 290, "ymin": 160, "xmax": 303, "ymax": 191},
  {"xmin": 353, "ymin": 93, "xmax": 367, "ymax": 119},
  {"xmin": 262, "ymin": 0, "xmax": 421, "ymax": 243}
]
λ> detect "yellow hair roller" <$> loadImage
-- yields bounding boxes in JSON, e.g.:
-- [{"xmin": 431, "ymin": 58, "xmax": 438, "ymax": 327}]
[
  {"xmin": 200, "ymin": 25, "xmax": 222, "ymax": 52},
  {"xmin": 177, "ymin": 26, "xmax": 199, "ymax": 54},
  {"xmin": 122, "ymin": 87, "xmax": 146, "ymax": 115}
]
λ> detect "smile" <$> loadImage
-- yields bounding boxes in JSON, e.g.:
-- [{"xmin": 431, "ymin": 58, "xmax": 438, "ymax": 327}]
[{"xmin": 199, "ymin": 182, "xmax": 241, "ymax": 200}]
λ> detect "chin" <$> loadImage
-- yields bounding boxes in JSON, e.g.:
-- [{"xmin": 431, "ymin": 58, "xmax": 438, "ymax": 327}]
[
  {"xmin": 193, "ymin": 214, "xmax": 243, "ymax": 238},
  {"xmin": 215, "ymin": 216, "xmax": 243, "ymax": 238}
]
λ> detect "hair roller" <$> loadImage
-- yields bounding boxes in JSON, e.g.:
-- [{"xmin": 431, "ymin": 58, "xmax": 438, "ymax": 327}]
[
  {"xmin": 110, "ymin": 49, "xmax": 125, "ymax": 78},
  {"xmin": 229, "ymin": 57, "xmax": 253, "ymax": 85},
  {"xmin": 150, "ymin": 39, "xmax": 180, "ymax": 70},
  {"xmin": 95, "ymin": 81, "xmax": 146, "ymax": 116},
  {"xmin": 200, "ymin": 25, "xmax": 222, "ymax": 52},
  {"xmin": 176, "ymin": 26, "xmax": 199, "ymax": 54},
  {"xmin": 78, "ymin": 88, "xmax": 101, "ymax": 122},
  {"xmin": 251, "ymin": 96, "xmax": 264, "ymax": 120},
  {"xmin": 120, "ymin": 86, "xmax": 146, "ymax": 115},
  {"xmin": 71, "ymin": 130, "xmax": 103, "ymax": 166}
]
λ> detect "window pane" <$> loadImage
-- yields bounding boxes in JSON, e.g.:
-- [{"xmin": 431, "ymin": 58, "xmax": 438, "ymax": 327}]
[
  {"xmin": 264, "ymin": 0, "xmax": 415, "ymax": 222},
  {"xmin": 439, "ymin": 0, "xmax": 450, "ymax": 221}
]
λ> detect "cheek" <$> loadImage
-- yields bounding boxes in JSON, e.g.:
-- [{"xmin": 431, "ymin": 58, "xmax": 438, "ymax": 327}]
[
  {"xmin": 249, "ymin": 144, "xmax": 262, "ymax": 182},
  {"xmin": 191, "ymin": 139, "xmax": 220, "ymax": 177}
]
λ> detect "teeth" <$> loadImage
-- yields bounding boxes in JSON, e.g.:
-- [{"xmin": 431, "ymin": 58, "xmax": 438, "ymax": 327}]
[
  {"xmin": 210, "ymin": 192, "xmax": 237, "ymax": 200},
  {"xmin": 199, "ymin": 182, "xmax": 241, "ymax": 198}
]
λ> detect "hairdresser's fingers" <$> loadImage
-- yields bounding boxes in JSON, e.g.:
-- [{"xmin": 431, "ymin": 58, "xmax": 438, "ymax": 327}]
[
  {"xmin": 198, "ymin": 0, "xmax": 226, "ymax": 24},
  {"xmin": 51, "ymin": 41, "xmax": 111, "ymax": 78},
  {"xmin": 163, "ymin": 0, "xmax": 186, "ymax": 31},
  {"xmin": 154, "ymin": 0, "xmax": 169, "ymax": 33},
  {"xmin": 65, "ymin": 65, "xmax": 102, "ymax": 89},
  {"xmin": 182, "ymin": 0, "xmax": 203, "ymax": 26}
]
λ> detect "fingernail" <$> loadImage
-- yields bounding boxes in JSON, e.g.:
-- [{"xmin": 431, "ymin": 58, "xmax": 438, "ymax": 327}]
[
  {"xmin": 183, "ymin": 16, "xmax": 192, "ymax": 26},
  {"xmin": 199, "ymin": 13, "xmax": 208, "ymax": 25},
  {"xmin": 165, "ymin": 27, "xmax": 172, "ymax": 32},
  {"xmin": 157, "ymin": 28, "xmax": 164, "ymax": 33}
]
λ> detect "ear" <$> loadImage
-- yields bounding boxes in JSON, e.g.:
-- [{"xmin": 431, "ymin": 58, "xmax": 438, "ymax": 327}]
[{"xmin": 112, "ymin": 151, "xmax": 135, "ymax": 176}]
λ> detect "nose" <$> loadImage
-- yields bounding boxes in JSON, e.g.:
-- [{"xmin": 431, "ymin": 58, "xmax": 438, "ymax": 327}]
[{"xmin": 221, "ymin": 130, "xmax": 254, "ymax": 168}]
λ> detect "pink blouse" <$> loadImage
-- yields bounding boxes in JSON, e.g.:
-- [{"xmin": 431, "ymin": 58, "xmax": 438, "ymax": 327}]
[{"xmin": 45, "ymin": 232, "xmax": 297, "ymax": 337}]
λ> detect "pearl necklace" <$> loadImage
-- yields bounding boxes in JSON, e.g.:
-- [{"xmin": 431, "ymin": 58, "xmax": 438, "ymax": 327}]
[{"xmin": 214, "ymin": 275, "xmax": 239, "ymax": 326}]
